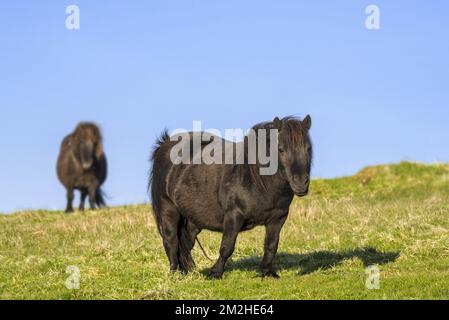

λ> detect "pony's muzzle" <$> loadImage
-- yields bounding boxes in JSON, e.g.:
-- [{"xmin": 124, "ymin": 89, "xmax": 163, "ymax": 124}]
[
  {"xmin": 82, "ymin": 161, "xmax": 93, "ymax": 170},
  {"xmin": 296, "ymin": 189, "xmax": 309, "ymax": 197},
  {"xmin": 292, "ymin": 174, "xmax": 310, "ymax": 196}
]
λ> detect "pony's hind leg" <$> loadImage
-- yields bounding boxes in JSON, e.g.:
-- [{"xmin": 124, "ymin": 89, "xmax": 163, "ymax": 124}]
[
  {"xmin": 87, "ymin": 184, "xmax": 98, "ymax": 210},
  {"xmin": 186, "ymin": 221, "xmax": 201, "ymax": 252},
  {"xmin": 159, "ymin": 204, "xmax": 181, "ymax": 272},
  {"xmin": 79, "ymin": 190, "xmax": 87, "ymax": 211},
  {"xmin": 177, "ymin": 220, "xmax": 201, "ymax": 273}
]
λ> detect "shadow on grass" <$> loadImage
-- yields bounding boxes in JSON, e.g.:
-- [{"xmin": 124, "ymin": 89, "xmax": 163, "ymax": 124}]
[{"xmin": 223, "ymin": 247, "xmax": 400, "ymax": 275}]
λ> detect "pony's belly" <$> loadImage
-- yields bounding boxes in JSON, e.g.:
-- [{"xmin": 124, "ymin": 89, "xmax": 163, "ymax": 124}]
[
  {"xmin": 186, "ymin": 211, "xmax": 224, "ymax": 232},
  {"xmin": 241, "ymin": 222, "xmax": 257, "ymax": 231},
  {"xmin": 176, "ymin": 198, "xmax": 225, "ymax": 232}
]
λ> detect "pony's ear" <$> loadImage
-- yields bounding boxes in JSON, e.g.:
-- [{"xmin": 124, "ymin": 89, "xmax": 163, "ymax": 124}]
[
  {"xmin": 303, "ymin": 115, "xmax": 312, "ymax": 131},
  {"xmin": 273, "ymin": 117, "xmax": 282, "ymax": 130}
]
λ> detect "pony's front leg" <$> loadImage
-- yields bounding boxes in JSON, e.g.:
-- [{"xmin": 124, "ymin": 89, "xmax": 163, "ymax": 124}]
[
  {"xmin": 65, "ymin": 188, "xmax": 74, "ymax": 213},
  {"xmin": 208, "ymin": 214, "xmax": 244, "ymax": 279},
  {"xmin": 261, "ymin": 215, "xmax": 288, "ymax": 278}
]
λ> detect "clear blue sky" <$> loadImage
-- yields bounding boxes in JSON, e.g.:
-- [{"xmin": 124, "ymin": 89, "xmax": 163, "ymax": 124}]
[{"xmin": 1, "ymin": 1, "xmax": 448, "ymax": 213}]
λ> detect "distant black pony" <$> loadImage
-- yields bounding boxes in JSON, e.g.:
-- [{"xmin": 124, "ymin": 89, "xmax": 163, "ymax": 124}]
[
  {"xmin": 150, "ymin": 116, "xmax": 312, "ymax": 278},
  {"xmin": 57, "ymin": 122, "xmax": 107, "ymax": 213}
]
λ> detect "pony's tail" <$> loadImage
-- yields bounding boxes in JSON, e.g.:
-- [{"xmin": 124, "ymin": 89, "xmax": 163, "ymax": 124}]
[
  {"xmin": 196, "ymin": 237, "xmax": 213, "ymax": 261},
  {"xmin": 150, "ymin": 130, "xmax": 170, "ymax": 237},
  {"xmin": 150, "ymin": 130, "xmax": 195, "ymax": 272},
  {"xmin": 177, "ymin": 217, "xmax": 195, "ymax": 272},
  {"xmin": 95, "ymin": 188, "xmax": 107, "ymax": 208}
]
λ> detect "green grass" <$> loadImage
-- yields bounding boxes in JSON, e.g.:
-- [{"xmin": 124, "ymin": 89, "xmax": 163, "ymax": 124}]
[{"xmin": 1, "ymin": 162, "xmax": 448, "ymax": 300}]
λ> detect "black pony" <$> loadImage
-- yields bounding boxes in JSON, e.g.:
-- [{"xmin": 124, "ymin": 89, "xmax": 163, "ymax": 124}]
[{"xmin": 150, "ymin": 116, "xmax": 312, "ymax": 278}]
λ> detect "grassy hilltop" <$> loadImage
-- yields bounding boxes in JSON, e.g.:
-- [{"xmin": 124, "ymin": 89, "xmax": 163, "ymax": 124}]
[{"xmin": 1, "ymin": 162, "xmax": 448, "ymax": 300}]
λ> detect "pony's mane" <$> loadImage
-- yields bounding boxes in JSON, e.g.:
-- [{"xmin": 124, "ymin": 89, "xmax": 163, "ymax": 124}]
[
  {"xmin": 277, "ymin": 116, "xmax": 309, "ymax": 146},
  {"xmin": 251, "ymin": 116, "xmax": 307, "ymax": 144},
  {"xmin": 74, "ymin": 122, "xmax": 103, "ymax": 143}
]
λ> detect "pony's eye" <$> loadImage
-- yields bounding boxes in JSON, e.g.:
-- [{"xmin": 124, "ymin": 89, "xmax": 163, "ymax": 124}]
[{"xmin": 279, "ymin": 148, "xmax": 285, "ymax": 154}]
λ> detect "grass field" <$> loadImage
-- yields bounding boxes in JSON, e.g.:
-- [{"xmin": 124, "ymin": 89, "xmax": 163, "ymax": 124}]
[{"xmin": 1, "ymin": 162, "xmax": 448, "ymax": 300}]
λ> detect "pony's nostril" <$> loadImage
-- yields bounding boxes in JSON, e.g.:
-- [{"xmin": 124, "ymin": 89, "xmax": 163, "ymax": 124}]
[{"xmin": 292, "ymin": 175, "xmax": 309, "ymax": 185}]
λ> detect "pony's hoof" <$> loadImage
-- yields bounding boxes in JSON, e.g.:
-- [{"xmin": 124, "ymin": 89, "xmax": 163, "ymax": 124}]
[
  {"xmin": 206, "ymin": 270, "xmax": 223, "ymax": 279},
  {"xmin": 179, "ymin": 269, "xmax": 189, "ymax": 276},
  {"xmin": 261, "ymin": 271, "xmax": 280, "ymax": 279}
]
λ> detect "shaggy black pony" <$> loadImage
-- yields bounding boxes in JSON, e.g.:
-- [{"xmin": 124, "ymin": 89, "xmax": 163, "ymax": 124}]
[
  {"xmin": 150, "ymin": 116, "xmax": 312, "ymax": 278},
  {"xmin": 57, "ymin": 122, "xmax": 107, "ymax": 213}
]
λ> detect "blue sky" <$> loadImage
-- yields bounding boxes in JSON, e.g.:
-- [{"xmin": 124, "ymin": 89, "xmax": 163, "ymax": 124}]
[{"xmin": 0, "ymin": 1, "xmax": 448, "ymax": 213}]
